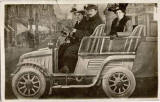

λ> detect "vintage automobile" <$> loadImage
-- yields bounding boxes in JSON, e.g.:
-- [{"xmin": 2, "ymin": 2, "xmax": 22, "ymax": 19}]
[{"xmin": 11, "ymin": 24, "xmax": 157, "ymax": 98}]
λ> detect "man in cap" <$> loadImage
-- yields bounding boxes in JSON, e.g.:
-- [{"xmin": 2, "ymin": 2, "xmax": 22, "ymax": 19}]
[
  {"xmin": 108, "ymin": 3, "xmax": 133, "ymax": 39},
  {"xmin": 72, "ymin": 4, "xmax": 103, "ymax": 40}
]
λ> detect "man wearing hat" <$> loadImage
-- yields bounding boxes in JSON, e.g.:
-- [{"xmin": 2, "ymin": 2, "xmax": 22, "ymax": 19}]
[
  {"xmin": 108, "ymin": 3, "xmax": 133, "ymax": 39},
  {"xmin": 59, "ymin": 4, "xmax": 103, "ymax": 73},
  {"xmin": 59, "ymin": 8, "xmax": 88, "ymax": 73},
  {"xmin": 72, "ymin": 4, "xmax": 103, "ymax": 40}
]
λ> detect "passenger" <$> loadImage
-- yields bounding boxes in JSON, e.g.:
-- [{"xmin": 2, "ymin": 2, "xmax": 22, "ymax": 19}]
[
  {"xmin": 59, "ymin": 4, "xmax": 103, "ymax": 73},
  {"xmin": 83, "ymin": 5, "xmax": 89, "ymax": 21},
  {"xmin": 109, "ymin": 3, "xmax": 133, "ymax": 39},
  {"xmin": 71, "ymin": 4, "xmax": 103, "ymax": 41}
]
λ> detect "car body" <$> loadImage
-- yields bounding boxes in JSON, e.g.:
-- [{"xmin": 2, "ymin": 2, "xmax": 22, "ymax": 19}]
[{"xmin": 11, "ymin": 24, "xmax": 157, "ymax": 98}]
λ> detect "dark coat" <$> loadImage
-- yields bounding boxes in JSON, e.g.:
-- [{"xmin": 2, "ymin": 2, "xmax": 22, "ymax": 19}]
[
  {"xmin": 109, "ymin": 16, "xmax": 133, "ymax": 36},
  {"xmin": 71, "ymin": 17, "xmax": 88, "ymax": 43},
  {"xmin": 74, "ymin": 18, "xmax": 87, "ymax": 30},
  {"xmin": 60, "ymin": 13, "xmax": 103, "ymax": 72},
  {"xmin": 58, "ymin": 17, "xmax": 88, "ymax": 71},
  {"xmin": 74, "ymin": 13, "xmax": 103, "ymax": 40}
]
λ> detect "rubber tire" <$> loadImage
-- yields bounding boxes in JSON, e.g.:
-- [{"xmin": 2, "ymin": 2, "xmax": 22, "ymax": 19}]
[
  {"xmin": 12, "ymin": 66, "xmax": 48, "ymax": 99},
  {"xmin": 102, "ymin": 67, "xmax": 136, "ymax": 98}
]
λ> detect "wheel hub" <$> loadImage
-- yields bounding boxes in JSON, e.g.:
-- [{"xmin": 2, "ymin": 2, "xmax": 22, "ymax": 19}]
[
  {"xmin": 16, "ymin": 72, "xmax": 41, "ymax": 97},
  {"xmin": 26, "ymin": 80, "xmax": 33, "ymax": 89},
  {"xmin": 108, "ymin": 72, "xmax": 130, "ymax": 94},
  {"xmin": 116, "ymin": 81, "xmax": 123, "ymax": 87}
]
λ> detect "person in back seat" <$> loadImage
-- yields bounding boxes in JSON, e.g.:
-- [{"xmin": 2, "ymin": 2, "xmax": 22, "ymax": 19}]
[
  {"xmin": 59, "ymin": 4, "xmax": 103, "ymax": 73},
  {"xmin": 108, "ymin": 3, "xmax": 133, "ymax": 39}
]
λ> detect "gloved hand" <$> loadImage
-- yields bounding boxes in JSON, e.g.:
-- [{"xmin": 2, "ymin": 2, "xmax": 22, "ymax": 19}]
[{"xmin": 110, "ymin": 34, "xmax": 118, "ymax": 40}]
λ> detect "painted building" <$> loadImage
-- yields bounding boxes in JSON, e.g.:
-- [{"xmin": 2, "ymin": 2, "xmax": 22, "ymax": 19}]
[{"xmin": 5, "ymin": 4, "xmax": 58, "ymax": 48}]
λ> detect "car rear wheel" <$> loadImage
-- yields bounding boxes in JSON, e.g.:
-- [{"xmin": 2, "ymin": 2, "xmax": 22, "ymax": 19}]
[
  {"xmin": 12, "ymin": 66, "xmax": 48, "ymax": 99},
  {"xmin": 102, "ymin": 67, "xmax": 136, "ymax": 98}
]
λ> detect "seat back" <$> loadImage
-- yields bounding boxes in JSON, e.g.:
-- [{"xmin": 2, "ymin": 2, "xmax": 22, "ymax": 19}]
[
  {"xmin": 91, "ymin": 24, "xmax": 106, "ymax": 36},
  {"xmin": 87, "ymin": 24, "xmax": 105, "ymax": 53},
  {"xmin": 124, "ymin": 25, "xmax": 145, "ymax": 52},
  {"xmin": 130, "ymin": 25, "xmax": 145, "ymax": 37}
]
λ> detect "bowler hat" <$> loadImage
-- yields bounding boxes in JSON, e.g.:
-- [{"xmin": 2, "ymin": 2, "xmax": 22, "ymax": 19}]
[
  {"xmin": 70, "ymin": 8, "xmax": 77, "ymax": 13},
  {"xmin": 86, "ymin": 4, "xmax": 98, "ymax": 10}
]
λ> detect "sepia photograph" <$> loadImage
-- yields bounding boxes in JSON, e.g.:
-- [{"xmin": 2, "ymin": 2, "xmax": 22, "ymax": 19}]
[{"xmin": 1, "ymin": 0, "xmax": 158, "ymax": 100}]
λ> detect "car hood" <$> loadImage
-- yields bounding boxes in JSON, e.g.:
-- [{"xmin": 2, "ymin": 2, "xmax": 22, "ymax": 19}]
[{"xmin": 20, "ymin": 47, "xmax": 52, "ymax": 60}]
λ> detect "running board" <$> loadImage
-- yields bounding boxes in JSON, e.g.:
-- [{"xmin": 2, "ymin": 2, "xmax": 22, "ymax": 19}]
[
  {"xmin": 52, "ymin": 84, "xmax": 94, "ymax": 88},
  {"xmin": 51, "ymin": 73, "xmax": 95, "ymax": 77},
  {"xmin": 50, "ymin": 84, "xmax": 95, "ymax": 95}
]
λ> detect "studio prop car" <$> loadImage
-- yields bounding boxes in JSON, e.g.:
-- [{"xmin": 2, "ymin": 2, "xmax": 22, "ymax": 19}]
[{"xmin": 11, "ymin": 24, "xmax": 157, "ymax": 98}]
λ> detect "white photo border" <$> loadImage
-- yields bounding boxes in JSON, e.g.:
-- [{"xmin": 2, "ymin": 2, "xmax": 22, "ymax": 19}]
[{"xmin": 1, "ymin": 0, "xmax": 160, "ymax": 102}]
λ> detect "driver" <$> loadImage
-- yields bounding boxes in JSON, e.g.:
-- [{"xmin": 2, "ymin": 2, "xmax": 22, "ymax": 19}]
[
  {"xmin": 58, "ymin": 8, "xmax": 87, "ymax": 73},
  {"xmin": 59, "ymin": 4, "xmax": 103, "ymax": 73}
]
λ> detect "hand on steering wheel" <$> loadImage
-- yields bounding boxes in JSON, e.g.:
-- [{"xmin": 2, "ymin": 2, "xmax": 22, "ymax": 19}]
[
  {"xmin": 70, "ymin": 29, "xmax": 76, "ymax": 36},
  {"xmin": 72, "ymin": 28, "xmax": 77, "ymax": 32}
]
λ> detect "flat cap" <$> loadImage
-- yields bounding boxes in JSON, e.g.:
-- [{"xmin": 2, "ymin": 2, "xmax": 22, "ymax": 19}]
[{"xmin": 85, "ymin": 4, "xmax": 98, "ymax": 10}]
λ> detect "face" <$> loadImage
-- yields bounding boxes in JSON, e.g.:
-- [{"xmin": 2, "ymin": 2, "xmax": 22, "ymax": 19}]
[
  {"xmin": 116, "ymin": 10, "xmax": 125, "ymax": 19},
  {"xmin": 75, "ymin": 13, "xmax": 83, "ymax": 21},
  {"xmin": 87, "ymin": 9, "xmax": 97, "ymax": 17}
]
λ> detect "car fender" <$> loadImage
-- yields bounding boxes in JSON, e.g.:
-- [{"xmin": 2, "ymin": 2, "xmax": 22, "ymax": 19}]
[
  {"xmin": 89, "ymin": 55, "xmax": 135, "ymax": 87},
  {"xmin": 94, "ymin": 55, "xmax": 135, "ymax": 80},
  {"xmin": 11, "ymin": 61, "xmax": 50, "ymax": 77}
]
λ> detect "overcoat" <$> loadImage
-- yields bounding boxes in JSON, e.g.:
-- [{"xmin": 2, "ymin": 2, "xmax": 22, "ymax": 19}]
[
  {"xmin": 109, "ymin": 16, "xmax": 133, "ymax": 36},
  {"xmin": 73, "ymin": 13, "xmax": 103, "ymax": 40},
  {"xmin": 60, "ymin": 13, "xmax": 103, "ymax": 72},
  {"xmin": 58, "ymin": 17, "xmax": 88, "ymax": 70}
]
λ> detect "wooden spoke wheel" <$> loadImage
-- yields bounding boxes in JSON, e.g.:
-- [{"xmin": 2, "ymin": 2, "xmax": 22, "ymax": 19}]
[
  {"xmin": 102, "ymin": 67, "xmax": 136, "ymax": 98},
  {"xmin": 12, "ymin": 66, "xmax": 49, "ymax": 99}
]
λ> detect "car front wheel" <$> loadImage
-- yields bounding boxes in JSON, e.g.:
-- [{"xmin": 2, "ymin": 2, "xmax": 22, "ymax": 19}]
[{"xmin": 12, "ymin": 66, "xmax": 49, "ymax": 99}]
